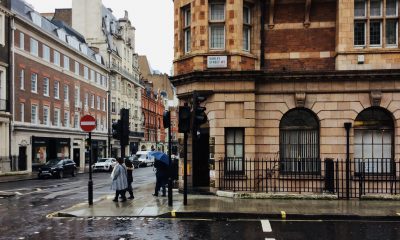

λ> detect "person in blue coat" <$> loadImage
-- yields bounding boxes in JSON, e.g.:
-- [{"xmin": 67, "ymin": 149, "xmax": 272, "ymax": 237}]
[{"xmin": 111, "ymin": 158, "xmax": 128, "ymax": 202}]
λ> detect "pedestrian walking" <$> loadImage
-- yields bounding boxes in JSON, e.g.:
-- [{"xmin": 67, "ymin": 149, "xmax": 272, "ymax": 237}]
[
  {"xmin": 125, "ymin": 158, "xmax": 134, "ymax": 199},
  {"xmin": 153, "ymin": 160, "xmax": 168, "ymax": 197},
  {"xmin": 111, "ymin": 157, "xmax": 128, "ymax": 202}
]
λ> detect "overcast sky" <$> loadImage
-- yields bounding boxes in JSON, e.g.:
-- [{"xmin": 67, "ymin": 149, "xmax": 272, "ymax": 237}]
[{"xmin": 26, "ymin": 0, "xmax": 174, "ymax": 75}]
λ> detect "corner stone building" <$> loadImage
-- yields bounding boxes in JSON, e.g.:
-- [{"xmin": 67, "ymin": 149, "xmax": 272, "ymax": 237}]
[{"xmin": 171, "ymin": 0, "xmax": 400, "ymax": 196}]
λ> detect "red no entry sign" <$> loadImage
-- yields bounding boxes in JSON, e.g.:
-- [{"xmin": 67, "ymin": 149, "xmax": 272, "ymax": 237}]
[{"xmin": 80, "ymin": 115, "xmax": 96, "ymax": 132}]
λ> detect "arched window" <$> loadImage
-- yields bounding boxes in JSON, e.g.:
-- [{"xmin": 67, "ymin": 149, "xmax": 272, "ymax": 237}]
[
  {"xmin": 354, "ymin": 107, "xmax": 394, "ymax": 174},
  {"xmin": 279, "ymin": 108, "xmax": 320, "ymax": 174}
]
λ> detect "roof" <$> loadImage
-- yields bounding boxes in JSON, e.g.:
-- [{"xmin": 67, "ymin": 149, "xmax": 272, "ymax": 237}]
[{"xmin": 11, "ymin": 0, "xmax": 105, "ymax": 67}]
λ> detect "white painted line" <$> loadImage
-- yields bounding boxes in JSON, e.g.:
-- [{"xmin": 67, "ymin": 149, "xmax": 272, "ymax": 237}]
[
  {"xmin": 265, "ymin": 238, "xmax": 276, "ymax": 240},
  {"xmin": 261, "ymin": 219, "xmax": 272, "ymax": 232},
  {"xmin": 81, "ymin": 121, "xmax": 96, "ymax": 126}
]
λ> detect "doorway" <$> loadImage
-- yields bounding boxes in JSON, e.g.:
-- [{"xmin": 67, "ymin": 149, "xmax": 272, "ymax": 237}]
[
  {"xmin": 73, "ymin": 148, "xmax": 80, "ymax": 167},
  {"xmin": 193, "ymin": 127, "xmax": 210, "ymax": 187},
  {"xmin": 18, "ymin": 146, "xmax": 27, "ymax": 171}
]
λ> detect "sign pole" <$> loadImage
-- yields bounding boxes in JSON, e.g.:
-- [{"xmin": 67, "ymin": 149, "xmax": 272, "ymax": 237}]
[
  {"xmin": 168, "ymin": 111, "xmax": 172, "ymax": 206},
  {"xmin": 80, "ymin": 115, "xmax": 96, "ymax": 206},
  {"xmin": 88, "ymin": 132, "xmax": 93, "ymax": 205},
  {"xmin": 183, "ymin": 132, "xmax": 188, "ymax": 205}
]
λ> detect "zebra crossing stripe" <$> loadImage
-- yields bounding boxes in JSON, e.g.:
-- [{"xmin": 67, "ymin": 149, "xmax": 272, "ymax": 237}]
[{"xmin": 261, "ymin": 219, "xmax": 272, "ymax": 232}]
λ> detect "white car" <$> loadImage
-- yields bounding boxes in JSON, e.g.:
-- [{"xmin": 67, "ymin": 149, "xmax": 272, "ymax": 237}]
[
  {"xmin": 135, "ymin": 151, "xmax": 155, "ymax": 167},
  {"xmin": 92, "ymin": 158, "xmax": 116, "ymax": 172}
]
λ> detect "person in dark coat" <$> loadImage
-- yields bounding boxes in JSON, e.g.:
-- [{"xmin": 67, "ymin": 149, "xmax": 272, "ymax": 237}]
[
  {"xmin": 153, "ymin": 161, "xmax": 168, "ymax": 197},
  {"xmin": 125, "ymin": 158, "xmax": 134, "ymax": 199}
]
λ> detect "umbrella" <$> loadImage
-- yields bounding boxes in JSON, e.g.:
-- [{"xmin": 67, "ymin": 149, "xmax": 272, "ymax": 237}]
[{"xmin": 149, "ymin": 151, "xmax": 170, "ymax": 166}]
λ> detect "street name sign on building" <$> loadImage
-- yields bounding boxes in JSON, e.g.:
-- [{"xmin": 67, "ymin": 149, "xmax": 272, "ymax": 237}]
[
  {"xmin": 207, "ymin": 56, "xmax": 227, "ymax": 68},
  {"xmin": 80, "ymin": 115, "xmax": 96, "ymax": 132}
]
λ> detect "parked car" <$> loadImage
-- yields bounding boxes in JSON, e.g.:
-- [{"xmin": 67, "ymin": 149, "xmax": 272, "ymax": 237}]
[
  {"xmin": 38, "ymin": 159, "xmax": 77, "ymax": 179},
  {"xmin": 135, "ymin": 151, "xmax": 155, "ymax": 167},
  {"xmin": 126, "ymin": 155, "xmax": 141, "ymax": 168},
  {"xmin": 92, "ymin": 158, "xmax": 116, "ymax": 172}
]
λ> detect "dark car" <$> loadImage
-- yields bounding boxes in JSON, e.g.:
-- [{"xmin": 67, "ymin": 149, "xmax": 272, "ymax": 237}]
[
  {"xmin": 38, "ymin": 159, "xmax": 77, "ymax": 179},
  {"xmin": 126, "ymin": 155, "xmax": 141, "ymax": 168}
]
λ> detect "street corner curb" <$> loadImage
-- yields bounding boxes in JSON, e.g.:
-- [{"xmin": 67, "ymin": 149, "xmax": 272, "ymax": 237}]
[
  {"xmin": 0, "ymin": 191, "xmax": 16, "ymax": 198},
  {"xmin": 216, "ymin": 190, "xmax": 338, "ymax": 200},
  {"xmin": 157, "ymin": 210, "xmax": 400, "ymax": 221}
]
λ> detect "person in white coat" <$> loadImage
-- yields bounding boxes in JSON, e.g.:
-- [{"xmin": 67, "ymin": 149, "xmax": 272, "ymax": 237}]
[{"xmin": 111, "ymin": 158, "xmax": 128, "ymax": 202}]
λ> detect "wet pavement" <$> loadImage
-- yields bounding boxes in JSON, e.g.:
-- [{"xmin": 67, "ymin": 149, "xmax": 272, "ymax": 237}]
[
  {"xmin": 1, "ymin": 168, "xmax": 400, "ymax": 239},
  {"xmin": 56, "ymin": 185, "xmax": 400, "ymax": 220}
]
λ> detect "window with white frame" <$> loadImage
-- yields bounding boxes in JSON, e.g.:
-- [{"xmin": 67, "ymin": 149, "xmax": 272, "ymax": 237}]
[
  {"xmin": 56, "ymin": 28, "xmax": 66, "ymax": 42},
  {"xmin": 354, "ymin": 0, "xmax": 398, "ymax": 47},
  {"xmin": 102, "ymin": 98, "xmax": 106, "ymax": 111},
  {"xmin": 0, "ymin": 13, "xmax": 4, "ymax": 46},
  {"xmin": 43, "ymin": 77, "xmax": 49, "ymax": 96},
  {"xmin": 43, "ymin": 45, "xmax": 50, "ymax": 62},
  {"xmin": 54, "ymin": 81, "xmax": 59, "ymax": 99},
  {"xmin": 84, "ymin": 66, "xmax": 89, "ymax": 80},
  {"xmin": 31, "ymin": 73, "xmax": 37, "ymax": 93},
  {"xmin": 64, "ymin": 111, "xmax": 70, "ymax": 128},
  {"xmin": 91, "ymin": 94, "xmax": 94, "ymax": 108},
  {"xmin": 43, "ymin": 106, "xmax": 50, "ymax": 126},
  {"xmin": 225, "ymin": 128, "xmax": 244, "ymax": 173},
  {"xmin": 90, "ymin": 69, "xmax": 95, "ymax": 82},
  {"xmin": 30, "ymin": 38, "xmax": 38, "ymax": 56},
  {"xmin": 209, "ymin": 2, "xmax": 225, "ymax": 49},
  {"xmin": 63, "ymin": 56, "xmax": 70, "ymax": 71},
  {"xmin": 31, "ymin": 104, "xmax": 38, "ymax": 124},
  {"xmin": 54, "ymin": 51, "xmax": 60, "ymax": 66},
  {"xmin": 97, "ymin": 96, "xmax": 100, "ymax": 110},
  {"xmin": 243, "ymin": 6, "xmax": 251, "ymax": 51},
  {"xmin": 183, "ymin": 6, "xmax": 191, "ymax": 53},
  {"xmin": 84, "ymin": 92, "xmax": 88, "ymax": 107},
  {"xmin": 111, "ymin": 101, "xmax": 116, "ymax": 113},
  {"xmin": 74, "ymin": 87, "xmax": 80, "ymax": 107},
  {"xmin": 0, "ymin": 68, "xmax": 4, "ymax": 105},
  {"xmin": 30, "ymin": 12, "xmax": 42, "ymax": 27},
  {"xmin": 20, "ymin": 69, "xmax": 25, "ymax": 90},
  {"xmin": 96, "ymin": 72, "xmax": 100, "ymax": 84},
  {"xmin": 20, "ymin": 103, "xmax": 24, "ymax": 121},
  {"xmin": 74, "ymin": 113, "xmax": 79, "ymax": 128},
  {"xmin": 54, "ymin": 108, "xmax": 60, "ymax": 127},
  {"xmin": 354, "ymin": 107, "xmax": 394, "ymax": 174},
  {"xmin": 75, "ymin": 61, "xmax": 80, "ymax": 75},
  {"xmin": 64, "ymin": 85, "xmax": 69, "ymax": 102},
  {"xmin": 19, "ymin": 32, "xmax": 24, "ymax": 50}
]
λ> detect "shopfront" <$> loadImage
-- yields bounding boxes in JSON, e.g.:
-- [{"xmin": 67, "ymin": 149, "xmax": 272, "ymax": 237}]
[{"xmin": 31, "ymin": 136, "xmax": 70, "ymax": 169}]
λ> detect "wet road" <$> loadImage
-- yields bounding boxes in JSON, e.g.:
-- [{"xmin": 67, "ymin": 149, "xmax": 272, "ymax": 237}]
[{"xmin": 1, "ymin": 168, "xmax": 400, "ymax": 240}]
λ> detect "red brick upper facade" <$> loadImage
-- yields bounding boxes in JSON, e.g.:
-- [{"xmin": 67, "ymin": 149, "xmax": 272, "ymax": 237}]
[
  {"xmin": 13, "ymin": 24, "xmax": 108, "ymax": 133},
  {"xmin": 174, "ymin": 0, "xmax": 400, "ymax": 74}
]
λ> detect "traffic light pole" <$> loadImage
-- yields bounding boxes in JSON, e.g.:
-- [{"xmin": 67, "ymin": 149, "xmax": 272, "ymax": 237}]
[
  {"xmin": 88, "ymin": 132, "xmax": 93, "ymax": 205},
  {"xmin": 168, "ymin": 112, "xmax": 173, "ymax": 206}
]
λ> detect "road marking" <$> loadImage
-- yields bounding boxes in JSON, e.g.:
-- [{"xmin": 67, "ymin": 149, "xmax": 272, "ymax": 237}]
[
  {"xmin": 265, "ymin": 238, "xmax": 276, "ymax": 240},
  {"xmin": 261, "ymin": 219, "xmax": 272, "ymax": 232},
  {"xmin": 281, "ymin": 211, "xmax": 286, "ymax": 219}
]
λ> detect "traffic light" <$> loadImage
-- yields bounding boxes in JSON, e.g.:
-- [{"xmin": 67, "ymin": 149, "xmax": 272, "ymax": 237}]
[
  {"xmin": 178, "ymin": 105, "xmax": 191, "ymax": 133},
  {"xmin": 163, "ymin": 110, "xmax": 171, "ymax": 129},
  {"xmin": 112, "ymin": 120, "xmax": 121, "ymax": 140},
  {"xmin": 193, "ymin": 93, "xmax": 207, "ymax": 130},
  {"xmin": 120, "ymin": 108, "xmax": 130, "ymax": 146}
]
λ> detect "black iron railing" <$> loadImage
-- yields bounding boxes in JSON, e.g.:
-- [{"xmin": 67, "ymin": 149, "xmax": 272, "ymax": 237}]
[{"xmin": 217, "ymin": 158, "xmax": 400, "ymax": 199}]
